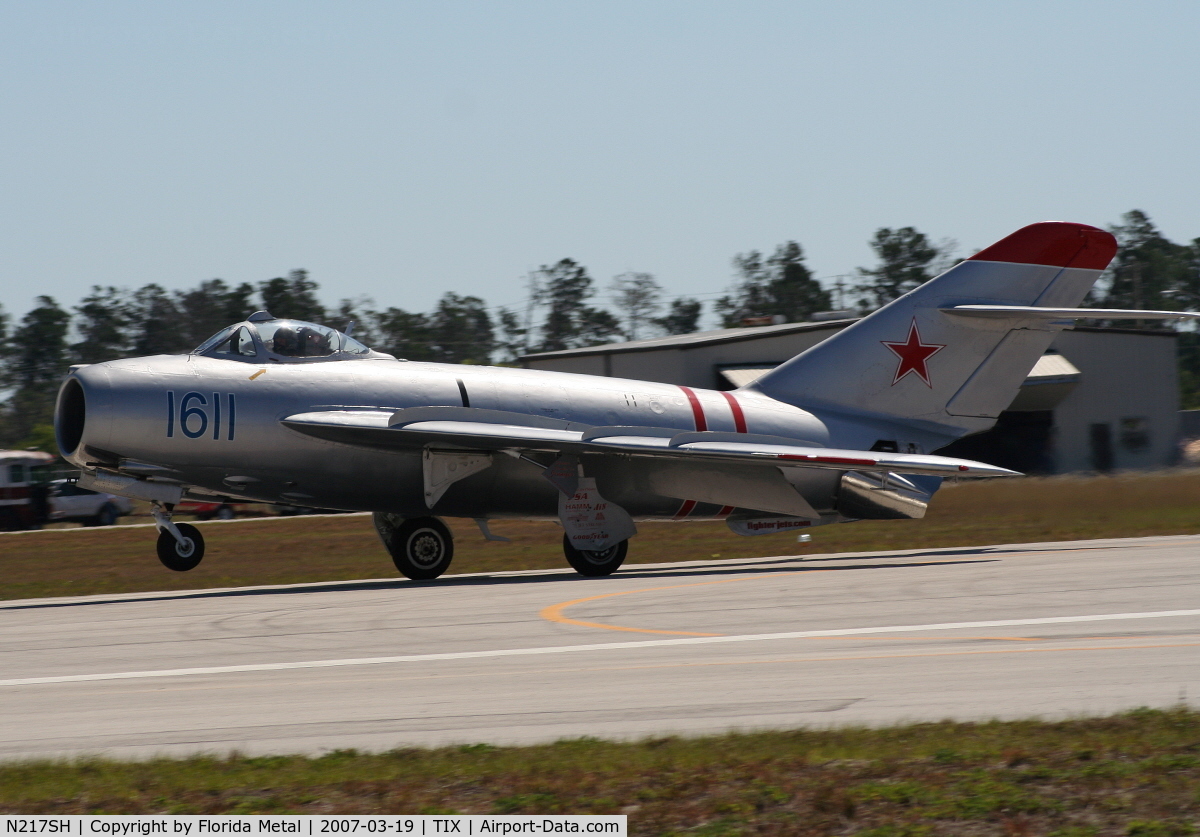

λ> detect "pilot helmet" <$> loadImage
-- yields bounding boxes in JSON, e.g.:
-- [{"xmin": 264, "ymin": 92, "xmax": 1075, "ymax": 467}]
[{"xmin": 272, "ymin": 325, "xmax": 301, "ymax": 356}]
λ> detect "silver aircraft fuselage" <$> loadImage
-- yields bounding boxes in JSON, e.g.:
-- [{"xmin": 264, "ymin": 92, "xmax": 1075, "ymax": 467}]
[{"xmin": 59, "ymin": 352, "xmax": 848, "ymax": 521}]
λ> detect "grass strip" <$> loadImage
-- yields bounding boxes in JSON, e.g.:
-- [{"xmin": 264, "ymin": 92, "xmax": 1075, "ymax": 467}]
[
  {"xmin": 1, "ymin": 708, "xmax": 1198, "ymax": 835},
  {"xmin": 2, "ymin": 471, "xmax": 1200, "ymax": 602}
]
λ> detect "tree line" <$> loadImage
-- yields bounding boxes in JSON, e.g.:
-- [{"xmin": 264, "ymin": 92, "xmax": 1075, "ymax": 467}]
[{"xmin": 2, "ymin": 211, "xmax": 1198, "ymax": 450}]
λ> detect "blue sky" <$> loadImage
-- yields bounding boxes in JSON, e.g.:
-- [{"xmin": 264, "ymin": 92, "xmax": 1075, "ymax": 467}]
[{"xmin": 1, "ymin": 1, "xmax": 1197, "ymax": 328}]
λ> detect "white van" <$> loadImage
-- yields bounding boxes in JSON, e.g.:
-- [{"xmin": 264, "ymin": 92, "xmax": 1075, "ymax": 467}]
[
  {"xmin": 0, "ymin": 452, "xmax": 134, "ymax": 529},
  {"xmin": 0, "ymin": 450, "xmax": 55, "ymax": 530}
]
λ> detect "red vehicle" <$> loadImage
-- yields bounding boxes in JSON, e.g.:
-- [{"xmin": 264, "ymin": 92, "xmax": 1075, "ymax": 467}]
[{"xmin": 176, "ymin": 500, "xmax": 256, "ymax": 520}]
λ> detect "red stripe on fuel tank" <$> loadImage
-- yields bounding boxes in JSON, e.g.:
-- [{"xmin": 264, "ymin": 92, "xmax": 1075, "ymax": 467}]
[
  {"xmin": 777, "ymin": 454, "xmax": 876, "ymax": 466},
  {"xmin": 678, "ymin": 386, "xmax": 707, "ymax": 431},
  {"xmin": 674, "ymin": 499, "xmax": 698, "ymax": 519},
  {"xmin": 719, "ymin": 391, "xmax": 747, "ymax": 433}
]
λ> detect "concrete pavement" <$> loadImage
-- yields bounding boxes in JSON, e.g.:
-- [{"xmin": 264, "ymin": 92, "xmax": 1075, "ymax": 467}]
[{"xmin": 1, "ymin": 534, "xmax": 1198, "ymax": 760}]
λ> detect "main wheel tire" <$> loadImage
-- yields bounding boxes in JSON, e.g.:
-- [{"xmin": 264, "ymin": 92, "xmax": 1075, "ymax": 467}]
[
  {"xmin": 156, "ymin": 522, "xmax": 205, "ymax": 572},
  {"xmin": 215, "ymin": 504, "xmax": 235, "ymax": 520},
  {"xmin": 377, "ymin": 515, "xmax": 454, "ymax": 580},
  {"xmin": 91, "ymin": 503, "xmax": 118, "ymax": 527},
  {"xmin": 562, "ymin": 534, "xmax": 628, "ymax": 577}
]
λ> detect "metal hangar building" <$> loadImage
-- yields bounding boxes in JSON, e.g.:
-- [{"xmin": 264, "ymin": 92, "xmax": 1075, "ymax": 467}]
[{"xmin": 521, "ymin": 320, "xmax": 1180, "ymax": 475}]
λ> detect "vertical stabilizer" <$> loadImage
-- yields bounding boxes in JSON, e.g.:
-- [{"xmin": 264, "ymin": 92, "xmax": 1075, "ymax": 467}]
[{"xmin": 751, "ymin": 222, "xmax": 1118, "ymax": 440}]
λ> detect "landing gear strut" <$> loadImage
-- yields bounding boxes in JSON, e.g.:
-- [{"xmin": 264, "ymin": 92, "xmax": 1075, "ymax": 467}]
[
  {"xmin": 152, "ymin": 503, "xmax": 205, "ymax": 571},
  {"xmin": 562, "ymin": 535, "xmax": 628, "ymax": 577},
  {"xmin": 374, "ymin": 513, "xmax": 455, "ymax": 580}
]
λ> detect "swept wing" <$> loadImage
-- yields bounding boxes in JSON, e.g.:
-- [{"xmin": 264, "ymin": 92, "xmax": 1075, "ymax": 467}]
[{"xmin": 281, "ymin": 406, "xmax": 1018, "ymax": 479}]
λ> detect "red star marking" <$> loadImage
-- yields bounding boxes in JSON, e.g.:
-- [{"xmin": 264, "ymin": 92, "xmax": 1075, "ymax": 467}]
[{"xmin": 882, "ymin": 319, "xmax": 945, "ymax": 387}]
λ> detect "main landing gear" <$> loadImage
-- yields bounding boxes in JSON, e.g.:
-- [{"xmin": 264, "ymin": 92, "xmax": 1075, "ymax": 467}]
[
  {"xmin": 371, "ymin": 512, "xmax": 630, "ymax": 581},
  {"xmin": 562, "ymin": 535, "xmax": 628, "ymax": 577},
  {"xmin": 151, "ymin": 503, "xmax": 205, "ymax": 572},
  {"xmin": 374, "ymin": 513, "xmax": 455, "ymax": 580}
]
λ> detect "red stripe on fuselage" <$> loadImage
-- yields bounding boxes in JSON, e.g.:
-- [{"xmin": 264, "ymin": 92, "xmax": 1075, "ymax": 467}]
[
  {"xmin": 674, "ymin": 499, "xmax": 698, "ymax": 519},
  {"xmin": 716, "ymin": 505, "xmax": 735, "ymax": 517},
  {"xmin": 719, "ymin": 391, "xmax": 747, "ymax": 433},
  {"xmin": 678, "ymin": 386, "xmax": 706, "ymax": 431}
]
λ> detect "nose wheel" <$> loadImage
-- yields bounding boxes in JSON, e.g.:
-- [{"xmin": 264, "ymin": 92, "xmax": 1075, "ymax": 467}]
[
  {"xmin": 374, "ymin": 514, "xmax": 455, "ymax": 580},
  {"xmin": 151, "ymin": 504, "xmax": 205, "ymax": 571}
]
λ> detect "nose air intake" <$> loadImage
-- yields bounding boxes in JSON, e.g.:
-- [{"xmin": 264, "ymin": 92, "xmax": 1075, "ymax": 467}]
[{"xmin": 55, "ymin": 378, "xmax": 87, "ymax": 457}]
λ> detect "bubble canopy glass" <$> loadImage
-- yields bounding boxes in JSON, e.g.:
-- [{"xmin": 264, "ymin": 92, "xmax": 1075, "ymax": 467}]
[{"xmin": 194, "ymin": 317, "xmax": 373, "ymax": 362}]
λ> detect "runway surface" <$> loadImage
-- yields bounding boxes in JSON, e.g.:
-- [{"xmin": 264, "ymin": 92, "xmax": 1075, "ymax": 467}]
[{"xmin": 2, "ymin": 534, "xmax": 1198, "ymax": 760}]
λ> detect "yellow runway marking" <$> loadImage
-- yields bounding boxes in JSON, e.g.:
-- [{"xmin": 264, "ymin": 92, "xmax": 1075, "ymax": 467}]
[
  {"xmin": 541, "ymin": 560, "xmax": 969, "ymax": 636},
  {"xmin": 540, "ymin": 545, "xmax": 1200, "ymax": 638},
  {"xmin": 538, "ymin": 574, "xmax": 802, "ymax": 636}
]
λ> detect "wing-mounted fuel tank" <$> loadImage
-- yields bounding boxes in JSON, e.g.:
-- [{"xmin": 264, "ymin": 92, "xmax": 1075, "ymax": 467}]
[{"xmin": 836, "ymin": 471, "xmax": 939, "ymax": 520}]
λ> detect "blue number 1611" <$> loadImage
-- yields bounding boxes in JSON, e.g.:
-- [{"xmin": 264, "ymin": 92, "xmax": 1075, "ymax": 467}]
[{"xmin": 166, "ymin": 391, "xmax": 236, "ymax": 440}]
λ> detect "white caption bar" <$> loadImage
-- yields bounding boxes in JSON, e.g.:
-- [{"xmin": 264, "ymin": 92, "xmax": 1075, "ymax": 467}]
[{"xmin": 0, "ymin": 816, "xmax": 626, "ymax": 836}]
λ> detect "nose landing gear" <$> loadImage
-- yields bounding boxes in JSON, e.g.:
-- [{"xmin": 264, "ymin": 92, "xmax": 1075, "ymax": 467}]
[{"xmin": 152, "ymin": 503, "xmax": 205, "ymax": 571}]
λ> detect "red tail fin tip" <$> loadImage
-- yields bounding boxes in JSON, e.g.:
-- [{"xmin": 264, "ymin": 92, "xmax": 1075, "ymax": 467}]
[{"xmin": 968, "ymin": 221, "xmax": 1117, "ymax": 270}]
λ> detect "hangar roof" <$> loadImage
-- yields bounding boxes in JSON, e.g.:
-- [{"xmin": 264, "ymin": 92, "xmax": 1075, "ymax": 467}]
[
  {"xmin": 521, "ymin": 319, "xmax": 1175, "ymax": 363},
  {"xmin": 521, "ymin": 319, "xmax": 856, "ymax": 360}
]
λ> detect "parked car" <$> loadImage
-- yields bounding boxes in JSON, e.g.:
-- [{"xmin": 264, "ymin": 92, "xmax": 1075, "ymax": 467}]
[
  {"xmin": 176, "ymin": 500, "xmax": 258, "ymax": 520},
  {"xmin": 272, "ymin": 504, "xmax": 351, "ymax": 516},
  {"xmin": 47, "ymin": 479, "xmax": 134, "ymax": 526}
]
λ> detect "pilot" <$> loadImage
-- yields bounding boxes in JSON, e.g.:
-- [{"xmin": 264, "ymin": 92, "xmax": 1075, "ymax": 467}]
[
  {"xmin": 297, "ymin": 327, "xmax": 333, "ymax": 356},
  {"xmin": 271, "ymin": 325, "xmax": 301, "ymax": 356}
]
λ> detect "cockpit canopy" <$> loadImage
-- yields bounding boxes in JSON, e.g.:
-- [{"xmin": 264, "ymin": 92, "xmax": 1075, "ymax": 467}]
[{"xmin": 193, "ymin": 312, "xmax": 382, "ymax": 363}]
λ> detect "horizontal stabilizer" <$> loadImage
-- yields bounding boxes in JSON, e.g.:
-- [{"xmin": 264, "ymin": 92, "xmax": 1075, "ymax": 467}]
[
  {"xmin": 944, "ymin": 305, "xmax": 1200, "ymax": 321},
  {"xmin": 282, "ymin": 410, "xmax": 1019, "ymax": 478}
]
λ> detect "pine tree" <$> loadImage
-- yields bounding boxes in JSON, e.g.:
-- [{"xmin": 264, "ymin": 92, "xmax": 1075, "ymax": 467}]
[
  {"xmin": 429, "ymin": 293, "xmax": 494, "ymax": 364},
  {"xmin": 716, "ymin": 241, "xmax": 830, "ymax": 326},
  {"xmin": 330, "ymin": 297, "xmax": 378, "ymax": 347},
  {"xmin": 175, "ymin": 279, "xmax": 256, "ymax": 348},
  {"xmin": 0, "ymin": 297, "xmax": 71, "ymax": 445},
  {"xmin": 1101, "ymin": 210, "xmax": 1193, "ymax": 314},
  {"xmin": 576, "ymin": 307, "xmax": 623, "ymax": 346},
  {"xmin": 495, "ymin": 308, "xmax": 528, "ymax": 362},
  {"xmin": 610, "ymin": 272, "xmax": 663, "ymax": 340},
  {"xmin": 854, "ymin": 227, "xmax": 941, "ymax": 311},
  {"xmin": 375, "ymin": 308, "xmax": 434, "ymax": 361},
  {"xmin": 72, "ymin": 286, "xmax": 132, "ymax": 364},
  {"xmin": 259, "ymin": 269, "xmax": 325, "ymax": 322},
  {"xmin": 653, "ymin": 297, "xmax": 703, "ymax": 335},
  {"xmin": 766, "ymin": 242, "xmax": 830, "ymax": 321},
  {"xmin": 537, "ymin": 259, "xmax": 620, "ymax": 350},
  {"xmin": 129, "ymin": 284, "xmax": 190, "ymax": 356}
]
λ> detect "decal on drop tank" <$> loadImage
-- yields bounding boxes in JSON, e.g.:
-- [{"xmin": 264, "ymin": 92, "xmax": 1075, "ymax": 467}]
[{"xmin": 559, "ymin": 477, "xmax": 637, "ymax": 551}]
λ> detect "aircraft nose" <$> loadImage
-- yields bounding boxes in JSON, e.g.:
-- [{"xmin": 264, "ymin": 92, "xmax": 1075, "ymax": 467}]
[{"xmin": 54, "ymin": 365, "xmax": 112, "ymax": 466}]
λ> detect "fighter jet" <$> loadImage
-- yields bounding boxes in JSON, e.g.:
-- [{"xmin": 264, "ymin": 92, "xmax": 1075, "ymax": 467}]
[{"xmin": 53, "ymin": 221, "xmax": 1196, "ymax": 579}]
